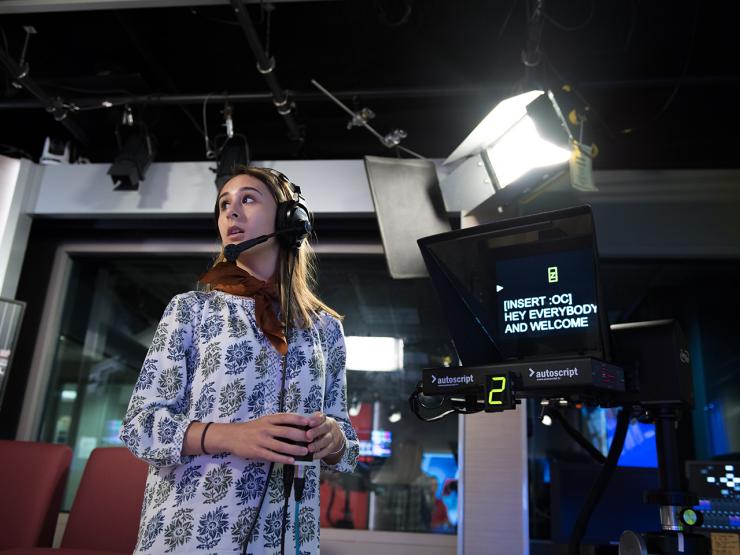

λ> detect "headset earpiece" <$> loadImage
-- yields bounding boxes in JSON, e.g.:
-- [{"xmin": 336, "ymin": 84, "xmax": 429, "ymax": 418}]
[{"xmin": 272, "ymin": 171, "xmax": 312, "ymax": 250}]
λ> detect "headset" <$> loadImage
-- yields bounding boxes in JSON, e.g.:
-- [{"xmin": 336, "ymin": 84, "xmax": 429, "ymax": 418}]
[
  {"xmin": 215, "ymin": 167, "xmax": 313, "ymax": 261},
  {"xmin": 269, "ymin": 168, "xmax": 313, "ymax": 252}
]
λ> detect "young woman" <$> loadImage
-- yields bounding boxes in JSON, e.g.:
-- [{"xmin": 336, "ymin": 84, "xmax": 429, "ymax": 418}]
[{"xmin": 120, "ymin": 166, "xmax": 358, "ymax": 554}]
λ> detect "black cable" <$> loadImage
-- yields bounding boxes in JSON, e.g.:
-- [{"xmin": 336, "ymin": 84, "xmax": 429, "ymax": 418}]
[
  {"xmin": 202, "ymin": 91, "xmax": 217, "ymax": 159},
  {"xmin": 293, "ymin": 466, "xmax": 305, "ymax": 502},
  {"xmin": 498, "ymin": 0, "xmax": 522, "ymax": 41},
  {"xmin": 241, "ymin": 460, "xmax": 274, "ymax": 555},
  {"xmin": 241, "ymin": 249, "xmax": 298, "ymax": 555},
  {"xmin": 547, "ymin": 408, "xmax": 607, "ymax": 464},
  {"xmin": 280, "ymin": 464, "xmax": 294, "ymax": 555},
  {"xmin": 239, "ymin": 354, "xmax": 287, "ymax": 554},
  {"xmin": 279, "ymin": 250, "xmax": 297, "ymax": 555},
  {"xmin": 650, "ymin": 0, "xmax": 701, "ymax": 122},
  {"xmin": 567, "ymin": 407, "xmax": 630, "ymax": 555},
  {"xmin": 409, "ymin": 383, "xmax": 484, "ymax": 422}
]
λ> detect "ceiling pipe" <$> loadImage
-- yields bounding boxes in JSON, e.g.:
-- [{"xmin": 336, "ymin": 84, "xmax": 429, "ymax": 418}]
[
  {"xmin": 0, "ymin": 87, "xmax": 499, "ymax": 109},
  {"xmin": 0, "ymin": 0, "xmax": 337, "ymax": 14},
  {"xmin": 229, "ymin": 0, "xmax": 303, "ymax": 144},
  {"xmin": 0, "ymin": 76, "xmax": 735, "ymax": 110},
  {"xmin": 0, "ymin": 46, "xmax": 90, "ymax": 145}
]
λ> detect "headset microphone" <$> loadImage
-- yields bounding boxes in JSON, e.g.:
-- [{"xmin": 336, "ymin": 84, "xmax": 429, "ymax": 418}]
[{"xmin": 223, "ymin": 222, "xmax": 312, "ymax": 262}]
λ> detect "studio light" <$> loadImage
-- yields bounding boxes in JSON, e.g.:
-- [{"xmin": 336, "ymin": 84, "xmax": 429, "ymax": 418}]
[
  {"xmin": 345, "ymin": 336, "xmax": 404, "ymax": 372},
  {"xmin": 209, "ymin": 101, "xmax": 251, "ymax": 189},
  {"xmin": 40, "ymin": 137, "xmax": 71, "ymax": 165},
  {"xmin": 439, "ymin": 89, "xmax": 577, "ymax": 211},
  {"xmin": 214, "ymin": 134, "xmax": 250, "ymax": 189},
  {"xmin": 109, "ymin": 109, "xmax": 156, "ymax": 191},
  {"xmin": 108, "ymin": 131, "xmax": 156, "ymax": 191}
]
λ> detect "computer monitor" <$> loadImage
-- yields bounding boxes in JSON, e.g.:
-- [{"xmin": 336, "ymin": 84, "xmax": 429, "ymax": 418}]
[
  {"xmin": 686, "ymin": 460, "xmax": 740, "ymax": 531},
  {"xmin": 418, "ymin": 205, "xmax": 611, "ymax": 366},
  {"xmin": 358, "ymin": 430, "xmax": 392, "ymax": 459}
]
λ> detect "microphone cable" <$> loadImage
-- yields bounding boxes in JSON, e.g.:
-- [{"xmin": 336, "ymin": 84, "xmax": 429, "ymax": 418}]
[
  {"xmin": 240, "ymin": 248, "xmax": 299, "ymax": 555},
  {"xmin": 279, "ymin": 249, "xmax": 298, "ymax": 555}
]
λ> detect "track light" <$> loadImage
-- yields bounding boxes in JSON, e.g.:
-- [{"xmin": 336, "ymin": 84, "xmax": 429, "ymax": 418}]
[
  {"xmin": 214, "ymin": 134, "xmax": 250, "ymax": 189},
  {"xmin": 40, "ymin": 137, "xmax": 71, "ymax": 165},
  {"xmin": 210, "ymin": 101, "xmax": 251, "ymax": 189},
  {"xmin": 108, "ymin": 108, "xmax": 156, "ymax": 191},
  {"xmin": 108, "ymin": 130, "xmax": 156, "ymax": 191}
]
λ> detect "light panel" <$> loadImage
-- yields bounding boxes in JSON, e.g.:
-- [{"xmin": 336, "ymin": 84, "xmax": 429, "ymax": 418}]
[{"xmin": 345, "ymin": 336, "xmax": 404, "ymax": 372}]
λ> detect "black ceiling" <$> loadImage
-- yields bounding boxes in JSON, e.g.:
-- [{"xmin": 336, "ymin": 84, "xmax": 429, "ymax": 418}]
[{"xmin": 0, "ymin": 0, "xmax": 737, "ymax": 170}]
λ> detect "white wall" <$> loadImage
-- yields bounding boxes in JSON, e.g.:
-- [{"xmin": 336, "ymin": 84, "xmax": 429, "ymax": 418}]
[
  {"xmin": 467, "ymin": 168, "xmax": 740, "ymax": 258},
  {"xmin": 31, "ymin": 159, "xmax": 376, "ymax": 217}
]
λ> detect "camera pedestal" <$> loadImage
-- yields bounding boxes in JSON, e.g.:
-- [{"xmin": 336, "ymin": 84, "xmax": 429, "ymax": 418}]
[{"xmin": 618, "ymin": 407, "xmax": 710, "ymax": 555}]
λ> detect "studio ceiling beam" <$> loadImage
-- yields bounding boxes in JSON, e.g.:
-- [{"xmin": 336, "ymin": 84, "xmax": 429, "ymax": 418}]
[
  {"xmin": 0, "ymin": 45, "xmax": 90, "ymax": 145},
  {"xmin": 229, "ymin": 0, "xmax": 303, "ymax": 144},
  {"xmin": 0, "ymin": 0, "xmax": 335, "ymax": 15}
]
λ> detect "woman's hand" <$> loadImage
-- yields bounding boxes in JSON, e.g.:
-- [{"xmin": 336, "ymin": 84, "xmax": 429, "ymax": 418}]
[
  {"xmin": 203, "ymin": 413, "xmax": 311, "ymax": 464},
  {"xmin": 306, "ymin": 412, "xmax": 345, "ymax": 463}
]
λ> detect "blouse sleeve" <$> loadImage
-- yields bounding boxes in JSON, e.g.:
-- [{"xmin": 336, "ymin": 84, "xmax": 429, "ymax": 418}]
[
  {"xmin": 321, "ymin": 316, "xmax": 359, "ymax": 474},
  {"xmin": 119, "ymin": 293, "xmax": 199, "ymax": 469}
]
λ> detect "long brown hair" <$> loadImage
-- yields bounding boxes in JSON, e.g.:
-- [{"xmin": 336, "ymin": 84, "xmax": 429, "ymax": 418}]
[{"xmin": 209, "ymin": 165, "xmax": 342, "ymax": 328}]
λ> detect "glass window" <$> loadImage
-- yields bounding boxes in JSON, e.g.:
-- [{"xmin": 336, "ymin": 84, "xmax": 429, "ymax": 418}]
[
  {"xmin": 38, "ymin": 255, "xmax": 210, "ymax": 509},
  {"xmin": 38, "ymin": 251, "xmax": 459, "ymax": 534},
  {"xmin": 317, "ymin": 256, "xmax": 458, "ymax": 534}
]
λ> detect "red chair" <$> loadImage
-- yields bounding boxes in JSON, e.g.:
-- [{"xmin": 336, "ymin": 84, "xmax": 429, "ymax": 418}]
[
  {"xmin": 0, "ymin": 440, "xmax": 73, "ymax": 550},
  {"xmin": 1, "ymin": 446, "xmax": 149, "ymax": 555},
  {"xmin": 59, "ymin": 446, "xmax": 149, "ymax": 553}
]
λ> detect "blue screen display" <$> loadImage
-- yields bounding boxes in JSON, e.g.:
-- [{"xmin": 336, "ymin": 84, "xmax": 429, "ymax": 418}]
[
  {"xmin": 421, "ymin": 452, "xmax": 459, "ymax": 529},
  {"xmin": 586, "ymin": 407, "xmax": 657, "ymax": 468}
]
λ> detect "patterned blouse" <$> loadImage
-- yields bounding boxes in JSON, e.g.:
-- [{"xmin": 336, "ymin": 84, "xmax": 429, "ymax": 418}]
[{"xmin": 120, "ymin": 290, "xmax": 359, "ymax": 554}]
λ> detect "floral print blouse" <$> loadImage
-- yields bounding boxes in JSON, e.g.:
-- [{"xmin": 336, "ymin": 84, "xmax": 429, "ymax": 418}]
[{"xmin": 120, "ymin": 290, "xmax": 358, "ymax": 554}]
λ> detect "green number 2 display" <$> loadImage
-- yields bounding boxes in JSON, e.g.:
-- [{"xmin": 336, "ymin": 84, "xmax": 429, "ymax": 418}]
[
  {"xmin": 485, "ymin": 373, "xmax": 514, "ymax": 412},
  {"xmin": 488, "ymin": 376, "xmax": 507, "ymax": 405}
]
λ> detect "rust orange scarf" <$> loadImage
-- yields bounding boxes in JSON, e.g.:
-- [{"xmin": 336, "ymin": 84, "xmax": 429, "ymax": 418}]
[{"xmin": 198, "ymin": 262, "xmax": 287, "ymax": 355}]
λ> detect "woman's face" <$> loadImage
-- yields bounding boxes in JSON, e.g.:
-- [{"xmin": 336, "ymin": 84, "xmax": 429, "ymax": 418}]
[{"xmin": 217, "ymin": 174, "xmax": 278, "ymax": 248}]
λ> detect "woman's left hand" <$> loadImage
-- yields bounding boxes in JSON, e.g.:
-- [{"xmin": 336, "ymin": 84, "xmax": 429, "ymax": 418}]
[{"xmin": 306, "ymin": 412, "xmax": 345, "ymax": 462}]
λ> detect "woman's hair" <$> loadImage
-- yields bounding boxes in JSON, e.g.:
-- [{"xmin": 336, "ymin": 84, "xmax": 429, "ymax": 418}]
[{"xmin": 208, "ymin": 165, "xmax": 342, "ymax": 328}]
